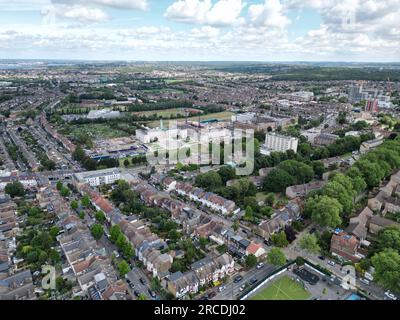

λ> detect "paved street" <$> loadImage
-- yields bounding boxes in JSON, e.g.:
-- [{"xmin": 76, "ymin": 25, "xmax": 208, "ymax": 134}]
[{"xmin": 211, "ymin": 264, "xmax": 277, "ymax": 300}]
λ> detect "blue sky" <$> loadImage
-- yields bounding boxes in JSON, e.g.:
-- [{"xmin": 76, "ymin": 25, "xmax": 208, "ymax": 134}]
[{"xmin": 0, "ymin": 0, "xmax": 399, "ymax": 61}]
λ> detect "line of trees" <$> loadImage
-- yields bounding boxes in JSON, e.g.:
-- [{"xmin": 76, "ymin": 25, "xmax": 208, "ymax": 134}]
[{"xmin": 305, "ymin": 137, "xmax": 400, "ymax": 229}]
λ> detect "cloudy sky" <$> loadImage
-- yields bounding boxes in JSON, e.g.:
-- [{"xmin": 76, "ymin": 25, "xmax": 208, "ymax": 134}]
[{"xmin": 0, "ymin": 0, "xmax": 399, "ymax": 61}]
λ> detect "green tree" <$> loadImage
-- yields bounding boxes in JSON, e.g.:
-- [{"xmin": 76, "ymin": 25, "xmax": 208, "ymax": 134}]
[
  {"xmin": 78, "ymin": 211, "xmax": 85, "ymax": 220},
  {"xmin": 271, "ymin": 231, "xmax": 289, "ymax": 247},
  {"xmin": 123, "ymin": 159, "xmax": 130, "ymax": 167},
  {"xmin": 4, "ymin": 181, "xmax": 25, "ymax": 198},
  {"xmin": 70, "ymin": 200, "xmax": 78, "ymax": 210},
  {"xmin": 244, "ymin": 206, "xmax": 254, "ymax": 222},
  {"xmin": 118, "ymin": 260, "xmax": 130, "ymax": 278},
  {"xmin": 245, "ymin": 254, "xmax": 258, "ymax": 268},
  {"xmin": 218, "ymin": 166, "xmax": 236, "ymax": 184},
  {"xmin": 72, "ymin": 145, "xmax": 86, "ymax": 162},
  {"xmin": 263, "ymin": 169, "xmax": 294, "ymax": 193},
  {"xmin": 56, "ymin": 181, "xmax": 63, "ymax": 191},
  {"xmin": 199, "ymin": 237, "xmax": 208, "ymax": 250},
  {"xmin": 95, "ymin": 210, "xmax": 106, "ymax": 224},
  {"xmin": 377, "ymin": 226, "xmax": 400, "ymax": 252},
  {"xmin": 267, "ymin": 248, "xmax": 286, "ymax": 266},
  {"xmin": 232, "ymin": 220, "xmax": 239, "ymax": 232},
  {"xmin": 49, "ymin": 226, "xmax": 60, "ymax": 239},
  {"xmin": 138, "ymin": 293, "xmax": 147, "ymax": 300},
  {"xmin": 121, "ymin": 242, "xmax": 134, "ymax": 259},
  {"xmin": 299, "ymin": 234, "xmax": 321, "ymax": 254},
  {"xmin": 81, "ymin": 194, "xmax": 91, "ymax": 207},
  {"xmin": 49, "ymin": 249, "xmax": 61, "ymax": 263},
  {"xmin": 305, "ymin": 195, "xmax": 343, "ymax": 228},
  {"xmin": 195, "ymin": 171, "xmax": 223, "ymax": 191},
  {"xmin": 91, "ymin": 224, "xmax": 104, "ymax": 240},
  {"xmin": 60, "ymin": 186, "xmax": 70, "ymax": 198},
  {"xmin": 354, "ymin": 159, "xmax": 385, "ymax": 189},
  {"xmin": 171, "ymin": 259, "xmax": 185, "ymax": 273},
  {"xmin": 265, "ymin": 193, "xmax": 276, "ymax": 207},
  {"xmin": 278, "ymin": 160, "xmax": 314, "ymax": 185},
  {"xmin": 371, "ymin": 249, "xmax": 400, "ymax": 293}
]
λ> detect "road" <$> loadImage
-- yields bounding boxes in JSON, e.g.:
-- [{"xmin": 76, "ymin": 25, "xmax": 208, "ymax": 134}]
[
  {"xmin": 97, "ymin": 226, "xmax": 153, "ymax": 300},
  {"xmin": 211, "ymin": 264, "xmax": 277, "ymax": 300},
  {"xmin": 126, "ymin": 266, "xmax": 153, "ymax": 300}
]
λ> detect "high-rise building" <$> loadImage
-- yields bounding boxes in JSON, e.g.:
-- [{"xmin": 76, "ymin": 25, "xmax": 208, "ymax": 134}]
[
  {"xmin": 348, "ymin": 85, "xmax": 363, "ymax": 103},
  {"xmin": 365, "ymin": 99, "xmax": 379, "ymax": 113},
  {"xmin": 262, "ymin": 133, "xmax": 298, "ymax": 155}
]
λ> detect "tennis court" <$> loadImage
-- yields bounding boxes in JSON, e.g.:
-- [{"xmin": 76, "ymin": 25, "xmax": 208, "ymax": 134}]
[{"xmin": 251, "ymin": 275, "xmax": 311, "ymax": 300}]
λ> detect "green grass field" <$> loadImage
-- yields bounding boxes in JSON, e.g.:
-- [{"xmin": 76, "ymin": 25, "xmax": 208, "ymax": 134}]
[
  {"xmin": 147, "ymin": 111, "xmax": 234, "ymax": 128},
  {"xmin": 251, "ymin": 276, "xmax": 311, "ymax": 301}
]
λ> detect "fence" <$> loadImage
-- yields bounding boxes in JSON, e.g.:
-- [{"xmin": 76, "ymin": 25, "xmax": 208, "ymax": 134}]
[{"xmin": 239, "ymin": 261, "xmax": 295, "ymax": 300}]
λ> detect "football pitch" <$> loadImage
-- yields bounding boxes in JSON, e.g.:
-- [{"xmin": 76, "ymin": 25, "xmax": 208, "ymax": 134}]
[{"xmin": 251, "ymin": 275, "xmax": 312, "ymax": 300}]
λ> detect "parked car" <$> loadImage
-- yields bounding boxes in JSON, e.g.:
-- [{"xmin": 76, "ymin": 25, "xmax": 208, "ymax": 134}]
[
  {"xmin": 139, "ymin": 278, "xmax": 146, "ymax": 285},
  {"xmin": 208, "ymin": 291, "xmax": 217, "ymax": 299},
  {"xmin": 318, "ymin": 256, "xmax": 325, "ymax": 261},
  {"xmin": 256, "ymin": 262, "xmax": 264, "ymax": 269},
  {"xmin": 234, "ymin": 275, "xmax": 243, "ymax": 283},
  {"xmin": 263, "ymin": 240, "xmax": 272, "ymax": 246},
  {"xmin": 239, "ymin": 284, "xmax": 246, "ymax": 292},
  {"xmin": 327, "ymin": 260, "xmax": 336, "ymax": 266},
  {"xmin": 129, "ymin": 283, "xmax": 135, "ymax": 289},
  {"xmin": 385, "ymin": 291, "xmax": 397, "ymax": 300},
  {"xmin": 148, "ymin": 289, "xmax": 156, "ymax": 298},
  {"xmin": 134, "ymin": 290, "xmax": 140, "ymax": 297},
  {"xmin": 249, "ymin": 277, "xmax": 257, "ymax": 285},
  {"xmin": 360, "ymin": 278, "xmax": 370, "ymax": 285},
  {"xmin": 218, "ymin": 285, "xmax": 226, "ymax": 292}
]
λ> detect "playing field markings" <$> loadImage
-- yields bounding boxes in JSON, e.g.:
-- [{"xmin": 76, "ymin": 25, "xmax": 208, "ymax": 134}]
[{"xmin": 272, "ymin": 278, "xmax": 294, "ymax": 300}]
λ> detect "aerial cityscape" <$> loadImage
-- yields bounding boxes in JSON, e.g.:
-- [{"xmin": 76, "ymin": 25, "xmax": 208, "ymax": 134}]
[{"xmin": 0, "ymin": 0, "xmax": 400, "ymax": 304}]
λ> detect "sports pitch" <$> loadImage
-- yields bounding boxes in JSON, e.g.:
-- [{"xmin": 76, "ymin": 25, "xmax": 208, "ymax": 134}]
[{"xmin": 251, "ymin": 275, "xmax": 312, "ymax": 300}]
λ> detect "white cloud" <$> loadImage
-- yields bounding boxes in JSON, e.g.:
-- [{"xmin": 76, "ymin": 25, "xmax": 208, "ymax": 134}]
[
  {"xmin": 62, "ymin": 6, "xmax": 109, "ymax": 22},
  {"xmin": 81, "ymin": 0, "xmax": 149, "ymax": 11},
  {"xmin": 247, "ymin": 0, "xmax": 290, "ymax": 29},
  {"xmin": 165, "ymin": 0, "xmax": 245, "ymax": 27},
  {"xmin": 1, "ymin": 0, "xmax": 399, "ymax": 61},
  {"xmin": 50, "ymin": 0, "xmax": 149, "ymax": 10}
]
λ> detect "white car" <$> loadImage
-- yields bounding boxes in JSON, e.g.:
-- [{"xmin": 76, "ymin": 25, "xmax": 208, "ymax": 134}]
[
  {"xmin": 360, "ymin": 278, "xmax": 370, "ymax": 285},
  {"xmin": 327, "ymin": 260, "xmax": 336, "ymax": 266},
  {"xmin": 385, "ymin": 291, "xmax": 397, "ymax": 300},
  {"xmin": 239, "ymin": 284, "xmax": 246, "ymax": 292},
  {"xmin": 218, "ymin": 286, "xmax": 226, "ymax": 292},
  {"xmin": 256, "ymin": 262, "xmax": 264, "ymax": 269}
]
